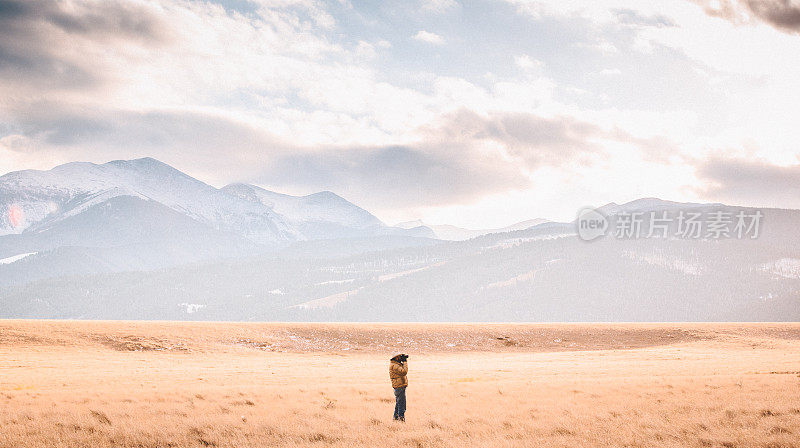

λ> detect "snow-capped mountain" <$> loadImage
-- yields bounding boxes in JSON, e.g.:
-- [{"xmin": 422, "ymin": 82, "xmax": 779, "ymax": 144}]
[
  {"xmin": 0, "ymin": 158, "xmax": 435, "ymax": 244},
  {"xmin": 222, "ymin": 183, "xmax": 438, "ymax": 240},
  {"xmin": 222, "ymin": 183, "xmax": 388, "ymax": 240},
  {"xmin": 0, "ymin": 158, "xmax": 438, "ymax": 286},
  {"xmin": 223, "ymin": 184, "xmax": 381, "ymax": 227},
  {"xmin": 0, "ymin": 157, "xmax": 439, "ymax": 244},
  {"xmin": 0, "ymin": 158, "xmax": 296, "ymax": 244}
]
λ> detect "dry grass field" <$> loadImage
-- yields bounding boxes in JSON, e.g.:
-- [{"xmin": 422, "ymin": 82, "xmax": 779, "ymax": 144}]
[{"xmin": 1, "ymin": 321, "xmax": 799, "ymax": 448}]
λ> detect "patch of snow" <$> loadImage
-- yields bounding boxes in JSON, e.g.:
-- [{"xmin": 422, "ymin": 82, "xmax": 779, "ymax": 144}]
[
  {"xmin": 622, "ymin": 251, "xmax": 703, "ymax": 276},
  {"xmin": 178, "ymin": 303, "xmax": 206, "ymax": 314},
  {"xmin": 0, "ymin": 252, "xmax": 36, "ymax": 265},
  {"xmin": 268, "ymin": 289, "xmax": 285, "ymax": 295},
  {"xmin": 316, "ymin": 279, "xmax": 356, "ymax": 285},
  {"xmin": 481, "ymin": 260, "xmax": 562, "ymax": 290},
  {"xmin": 289, "ymin": 288, "xmax": 364, "ymax": 310},
  {"xmin": 485, "ymin": 269, "xmax": 540, "ymax": 290},
  {"xmin": 759, "ymin": 292, "xmax": 776, "ymax": 302},
  {"xmin": 378, "ymin": 261, "xmax": 447, "ymax": 282},
  {"xmin": 482, "ymin": 233, "xmax": 573, "ymax": 250},
  {"xmin": 759, "ymin": 258, "xmax": 800, "ymax": 279}
]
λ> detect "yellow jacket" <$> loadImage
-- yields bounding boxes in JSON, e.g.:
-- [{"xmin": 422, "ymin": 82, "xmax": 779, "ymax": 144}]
[{"xmin": 389, "ymin": 360, "xmax": 408, "ymax": 388}]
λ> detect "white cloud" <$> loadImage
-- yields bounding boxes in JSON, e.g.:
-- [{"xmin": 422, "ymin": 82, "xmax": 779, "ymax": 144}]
[
  {"xmin": 420, "ymin": 0, "xmax": 459, "ymax": 14},
  {"xmin": 514, "ymin": 54, "xmax": 541, "ymax": 69},
  {"xmin": 413, "ymin": 30, "xmax": 445, "ymax": 45},
  {"xmin": 598, "ymin": 68, "xmax": 622, "ymax": 75},
  {"xmin": 355, "ymin": 40, "xmax": 376, "ymax": 58},
  {"xmin": 689, "ymin": 0, "xmax": 800, "ymax": 35}
]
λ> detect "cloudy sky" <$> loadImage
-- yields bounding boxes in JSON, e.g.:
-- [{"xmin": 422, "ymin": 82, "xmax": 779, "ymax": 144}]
[{"xmin": 1, "ymin": 0, "xmax": 799, "ymax": 227}]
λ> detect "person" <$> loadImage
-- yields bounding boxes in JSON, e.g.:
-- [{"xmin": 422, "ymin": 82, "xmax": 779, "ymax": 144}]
[{"xmin": 389, "ymin": 353, "xmax": 408, "ymax": 421}]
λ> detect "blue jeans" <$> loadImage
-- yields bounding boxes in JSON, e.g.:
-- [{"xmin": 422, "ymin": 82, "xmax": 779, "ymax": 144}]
[{"xmin": 393, "ymin": 387, "xmax": 406, "ymax": 420}]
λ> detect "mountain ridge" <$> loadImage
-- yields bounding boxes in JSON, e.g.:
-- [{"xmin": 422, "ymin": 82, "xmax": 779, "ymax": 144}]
[
  {"xmin": 0, "ymin": 157, "xmax": 436, "ymax": 285},
  {"xmin": 396, "ymin": 218, "xmax": 551, "ymax": 241},
  {"xmin": 0, "ymin": 157, "xmax": 428, "ymax": 243},
  {"xmin": 0, "ymin": 157, "xmax": 296, "ymax": 243}
]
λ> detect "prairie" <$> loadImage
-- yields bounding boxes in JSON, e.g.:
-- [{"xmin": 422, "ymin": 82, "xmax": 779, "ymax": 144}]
[{"xmin": 1, "ymin": 321, "xmax": 799, "ymax": 447}]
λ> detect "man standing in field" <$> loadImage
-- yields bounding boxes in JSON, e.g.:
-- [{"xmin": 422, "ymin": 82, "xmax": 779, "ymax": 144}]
[{"xmin": 389, "ymin": 353, "xmax": 408, "ymax": 421}]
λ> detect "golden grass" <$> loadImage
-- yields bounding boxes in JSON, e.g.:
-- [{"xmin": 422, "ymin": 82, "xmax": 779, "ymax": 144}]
[{"xmin": 1, "ymin": 321, "xmax": 799, "ymax": 447}]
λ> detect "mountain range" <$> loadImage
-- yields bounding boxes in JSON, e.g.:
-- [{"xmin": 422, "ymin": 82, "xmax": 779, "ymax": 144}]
[
  {"xmin": 0, "ymin": 157, "xmax": 430, "ymax": 243},
  {"xmin": 396, "ymin": 218, "xmax": 550, "ymax": 241},
  {"xmin": 1, "ymin": 158, "xmax": 798, "ymax": 321},
  {"xmin": 0, "ymin": 158, "xmax": 437, "ymax": 284}
]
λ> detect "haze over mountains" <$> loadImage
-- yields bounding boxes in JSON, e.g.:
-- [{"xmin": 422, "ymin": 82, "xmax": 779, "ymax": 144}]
[
  {"xmin": 1, "ymin": 158, "xmax": 798, "ymax": 321},
  {"xmin": 396, "ymin": 218, "xmax": 550, "ymax": 241}
]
